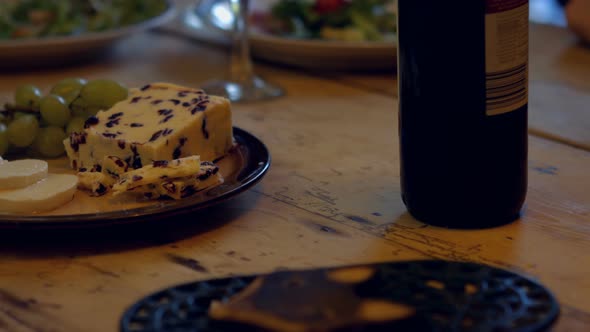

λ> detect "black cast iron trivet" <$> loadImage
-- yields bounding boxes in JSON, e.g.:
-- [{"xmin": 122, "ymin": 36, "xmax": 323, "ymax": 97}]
[{"xmin": 120, "ymin": 260, "xmax": 559, "ymax": 332}]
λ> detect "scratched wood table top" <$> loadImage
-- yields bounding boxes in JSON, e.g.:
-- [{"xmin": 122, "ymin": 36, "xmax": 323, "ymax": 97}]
[{"xmin": 1, "ymin": 25, "xmax": 590, "ymax": 332}]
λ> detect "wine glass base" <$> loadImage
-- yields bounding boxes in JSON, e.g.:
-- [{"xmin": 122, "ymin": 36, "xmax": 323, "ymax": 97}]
[{"xmin": 201, "ymin": 76, "xmax": 284, "ymax": 102}]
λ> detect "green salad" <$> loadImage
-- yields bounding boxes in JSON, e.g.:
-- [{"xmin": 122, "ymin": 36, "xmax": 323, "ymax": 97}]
[
  {"xmin": 0, "ymin": 0, "xmax": 168, "ymax": 40},
  {"xmin": 257, "ymin": 0, "xmax": 396, "ymax": 42}
]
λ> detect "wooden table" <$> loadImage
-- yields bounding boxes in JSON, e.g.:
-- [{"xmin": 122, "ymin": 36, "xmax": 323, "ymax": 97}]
[{"xmin": 1, "ymin": 23, "xmax": 590, "ymax": 332}]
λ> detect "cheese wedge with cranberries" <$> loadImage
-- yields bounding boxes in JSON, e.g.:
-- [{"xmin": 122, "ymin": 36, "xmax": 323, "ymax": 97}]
[
  {"xmin": 77, "ymin": 171, "xmax": 114, "ymax": 197},
  {"xmin": 112, "ymin": 156, "xmax": 202, "ymax": 191},
  {"xmin": 77, "ymin": 156, "xmax": 223, "ymax": 199},
  {"xmin": 63, "ymin": 82, "xmax": 233, "ymax": 172},
  {"xmin": 112, "ymin": 157, "xmax": 222, "ymax": 199}
]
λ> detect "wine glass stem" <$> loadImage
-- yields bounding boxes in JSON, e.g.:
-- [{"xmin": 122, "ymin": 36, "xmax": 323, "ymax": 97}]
[{"xmin": 229, "ymin": 0, "xmax": 254, "ymax": 84}]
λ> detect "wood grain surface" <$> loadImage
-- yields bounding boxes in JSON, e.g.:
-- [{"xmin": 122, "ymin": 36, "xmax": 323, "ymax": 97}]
[
  {"xmin": 0, "ymin": 28, "xmax": 589, "ymax": 331},
  {"xmin": 528, "ymin": 23, "xmax": 590, "ymax": 151}
]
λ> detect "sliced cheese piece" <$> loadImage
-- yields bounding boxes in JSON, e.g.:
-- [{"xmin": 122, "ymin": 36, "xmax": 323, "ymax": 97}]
[
  {"xmin": 121, "ymin": 169, "xmax": 223, "ymax": 200},
  {"xmin": 63, "ymin": 82, "xmax": 233, "ymax": 171},
  {"xmin": 0, "ymin": 159, "xmax": 48, "ymax": 190},
  {"xmin": 101, "ymin": 155, "xmax": 129, "ymax": 180},
  {"xmin": 77, "ymin": 171, "xmax": 114, "ymax": 196},
  {"xmin": 0, "ymin": 174, "xmax": 78, "ymax": 214},
  {"xmin": 112, "ymin": 157, "xmax": 222, "ymax": 199},
  {"xmin": 77, "ymin": 156, "xmax": 127, "ymax": 196},
  {"xmin": 112, "ymin": 156, "xmax": 201, "ymax": 192}
]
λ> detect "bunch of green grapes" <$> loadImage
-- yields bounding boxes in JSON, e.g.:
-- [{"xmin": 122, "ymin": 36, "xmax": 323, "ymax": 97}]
[{"xmin": 0, "ymin": 78, "xmax": 127, "ymax": 158}]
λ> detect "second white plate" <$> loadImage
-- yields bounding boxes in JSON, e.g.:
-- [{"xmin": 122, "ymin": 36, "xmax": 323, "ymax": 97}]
[
  {"xmin": 171, "ymin": 0, "xmax": 396, "ymax": 71},
  {"xmin": 248, "ymin": 32, "xmax": 396, "ymax": 71}
]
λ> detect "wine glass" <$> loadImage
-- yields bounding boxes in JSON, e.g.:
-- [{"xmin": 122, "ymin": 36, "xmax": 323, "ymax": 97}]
[{"xmin": 201, "ymin": 0, "xmax": 284, "ymax": 102}]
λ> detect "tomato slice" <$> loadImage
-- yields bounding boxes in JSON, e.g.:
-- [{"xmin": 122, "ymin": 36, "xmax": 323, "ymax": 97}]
[{"xmin": 314, "ymin": 0, "xmax": 347, "ymax": 14}]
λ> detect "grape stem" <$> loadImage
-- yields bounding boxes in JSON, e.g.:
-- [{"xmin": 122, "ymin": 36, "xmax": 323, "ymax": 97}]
[
  {"xmin": 1, "ymin": 104, "xmax": 42, "ymax": 123},
  {"xmin": 2, "ymin": 104, "xmax": 40, "ymax": 114}
]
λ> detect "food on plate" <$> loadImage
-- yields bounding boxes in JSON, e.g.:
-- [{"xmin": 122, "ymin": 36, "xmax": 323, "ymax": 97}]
[
  {"xmin": 75, "ymin": 155, "xmax": 128, "ymax": 196},
  {"xmin": 40, "ymin": 94, "xmax": 71, "ymax": 127},
  {"xmin": 0, "ymin": 158, "xmax": 48, "ymax": 189},
  {"xmin": 112, "ymin": 158, "xmax": 221, "ymax": 200},
  {"xmin": 63, "ymin": 82, "xmax": 233, "ymax": 172},
  {"xmin": 0, "ymin": 173, "xmax": 78, "ymax": 214},
  {"xmin": 77, "ymin": 156, "xmax": 223, "ymax": 199},
  {"xmin": 77, "ymin": 170, "xmax": 114, "ymax": 197},
  {"xmin": 0, "ymin": 78, "xmax": 128, "ymax": 158},
  {"xmin": 0, "ymin": 157, "xmax": 77, "ymax": 214},
  {"xmin": 14, "ymin": 84, "xmax": 42, "ymax": 110},
  {"xmin": 0, "ymin": 123, "xmax": 8, "ymax": 156},
  {"xmin": 66, "ymin": 82, "xmax": 232, "ymax": 201},
  {"xmin": 0, "ymin": 0, "xmax": 168, "ymax": 40},
  {"xmin": 255, "ymin": 0, "xmax": 396, "ymax": 42},
  {"xmin": 6, "ymin": 113, "xmax": 39, "ymax": 148},
  {"xmin": 65, "ymin": 116, "xmax": 87, "ymax": 135},
  {"xmin": 113, "ymin": 156, "xmax": 201, "ymax": 191},
  {"xmin": 32, "ymin": 126, "xmax": 68, "ymax": 158},
  {"xmin": 1, "ymin": 80, "xmax": 234, "ymax": 213},
  {"xmin": 50, "ymin": 78, "xmax": 87, "ymax": 105},
  {"xmin": 77, "ymin": 79, "xmax": 128, "ymax": 113},
  {"xmin": 102, "ymin": 155, "xmax": 130, "ymax": 178}
]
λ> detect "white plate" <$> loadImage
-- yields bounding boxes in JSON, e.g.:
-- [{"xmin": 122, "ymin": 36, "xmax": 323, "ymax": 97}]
[
  {"xmin": 0, "ymin": 3, "xmax": 177, "ymax": 69},
  {"xmin": 173, "ymin": 0, "xmax": 396, "ymax": 71},
  {"xmin": 249, "ymin": 32, "xmax": 396, "ymax": 71}
]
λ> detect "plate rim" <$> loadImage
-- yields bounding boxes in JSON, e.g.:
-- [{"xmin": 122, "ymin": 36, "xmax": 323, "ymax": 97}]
[
  {"xmin": 249, "ymin": 31, "xmax": 396, "ymax": 51},
  {"xmin": 0, "ymin": 0, "xmax": 177, "ymax": 49},
  {"xmin": 0, "ymin": 126, "xmax": 270, "ymax": 230}
]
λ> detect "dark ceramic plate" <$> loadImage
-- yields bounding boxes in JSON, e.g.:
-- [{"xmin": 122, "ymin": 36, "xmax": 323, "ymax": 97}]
[
  {"xmin": 0, "ymin": 127, "xmax": 270, "ymax": 230},
  {"xmin": 120, "ymin": 260, "xmax": 560, "ymax": 332}
]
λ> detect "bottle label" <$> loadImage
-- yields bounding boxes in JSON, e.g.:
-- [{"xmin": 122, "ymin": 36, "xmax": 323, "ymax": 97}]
[{"xmin": 485, "ymin": 0, "xmax": 529, "ymax": 116}]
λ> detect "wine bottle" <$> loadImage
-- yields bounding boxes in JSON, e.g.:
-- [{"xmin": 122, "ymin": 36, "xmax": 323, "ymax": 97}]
[{"xmin": 398, "ymin": 0, "xmax": 528, "ymax": 228}]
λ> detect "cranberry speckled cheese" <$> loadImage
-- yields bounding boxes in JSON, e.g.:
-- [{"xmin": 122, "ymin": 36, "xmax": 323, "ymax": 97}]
[
  {"xmin": 112, "ymin": 156, "xmax": 202, "ymax": 192},
  {"xmin": 63, "ymin": 82, "xmax": 233, "ymax": 171},
  {"xmin": 76, "ymin": 156, "xmax": 222, "ymax": 199},
  {"xmin": 112, "ymin": 157, "xmax": 222, "ymax": 200},
  {"xmin": 77, "ymin": 171, "xmax": 113, "ymax": 196},
  {"xmin": 101, "ymin": 155, "xmax": 129, "ymax": 180},
  {"xmin": 77, "ymin": 156, "xmax": 129, "ymax": 196},
  {"xmin": 125, "ymin": 167, "xmax": 222, "ymax": 200}
]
